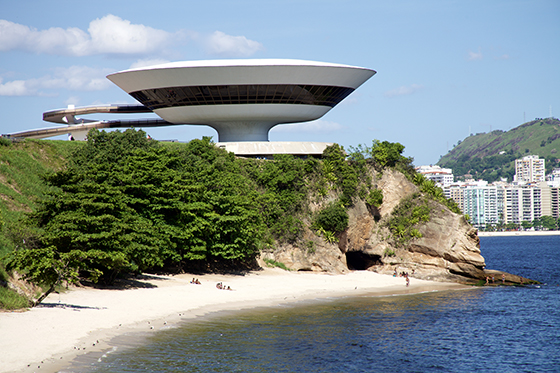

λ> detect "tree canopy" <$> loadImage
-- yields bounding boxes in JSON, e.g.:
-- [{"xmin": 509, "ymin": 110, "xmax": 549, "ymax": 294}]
[{"xmin": 6, "ymin": 130, "xmax": 263, "ymax": 297}]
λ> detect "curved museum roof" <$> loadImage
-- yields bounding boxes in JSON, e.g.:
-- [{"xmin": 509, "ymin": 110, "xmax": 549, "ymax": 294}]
[
  {"xmin": 8, "ymin": 59, "xmax": 375, "ymax": 153},
  {"xmin": 106, "ymin": 59, "xmax": 376, "ymax": 142}
]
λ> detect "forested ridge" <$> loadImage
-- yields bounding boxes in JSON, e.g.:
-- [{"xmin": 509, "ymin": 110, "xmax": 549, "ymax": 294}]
[
  {"xmin": 438, "ymin": 117, "xmax": 560, "ymax": 181},
  {"xmin": 0, "ymin": 129, "xmax": 459, "ymax": 307}
]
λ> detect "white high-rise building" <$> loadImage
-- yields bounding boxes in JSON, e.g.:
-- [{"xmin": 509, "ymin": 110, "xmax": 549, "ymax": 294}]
[
  {"xmin": 461, "ymin": 182, "xmax": 500, "ymax": 228},
  {"xmin": 416, "ymin": 165, "xmax": 454, "ymax": 187},
  {"xmin": 503, "ymin": 185, "xmax": 542, "ymax": 224},
  {"xmin": 514, "ymin": 155, "xmax": 545, "ymax": 183},
  {"xmin": 439, "ymin": 162, "xmax": 557, "ymax": 229}
]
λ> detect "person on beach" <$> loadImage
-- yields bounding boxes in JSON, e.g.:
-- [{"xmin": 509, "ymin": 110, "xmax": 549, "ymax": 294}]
[
  {"xmin": 405, "ymin": 275, "xmax": 410, "ymax": 287},
  {"xmin": 502, "ymin": 274, "xmax": 506, "ymax": 283},
  {"xmin": 486, "ymin": 276, "xmax": 489, "ymax": 285}
]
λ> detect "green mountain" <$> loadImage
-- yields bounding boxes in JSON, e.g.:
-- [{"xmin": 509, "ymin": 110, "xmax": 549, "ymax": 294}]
[{"xmin": 437, "ymin": 118, "xmax": 560, "ymax": 182}]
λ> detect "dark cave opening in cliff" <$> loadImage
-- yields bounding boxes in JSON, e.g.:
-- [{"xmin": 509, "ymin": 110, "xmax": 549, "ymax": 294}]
[{"xmin": 345, "ymin": 252, "xmax": 382, "ymax": 271}]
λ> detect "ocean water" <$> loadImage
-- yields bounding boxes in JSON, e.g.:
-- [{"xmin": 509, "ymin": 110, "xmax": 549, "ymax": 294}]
[{"xmin": 79, "ymin": 235, "xmax": 560, "ymax": 373}]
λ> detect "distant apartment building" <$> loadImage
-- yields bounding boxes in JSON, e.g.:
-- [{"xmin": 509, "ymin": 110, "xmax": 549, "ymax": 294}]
[
  {"xmin": 541, "ymin": 183, "xmax": 560, "ymax": 219},
  {"xmin": 503, "ymin": 185, "xmax": 542, "ymax": 224},
  {"xmin": 430, "ymin": 154, "xmax": 559, "ymax": 229},
  {"xmin": 443, "ymin": 179, "xmax": 546, "ymax": 228},
  {"xmin": 415, "ymin": 165, "xmax": 454, "ymax": 187},
  {"xmin": 443, "ymin": 180, "xmax": 501, "ymax": 228},
  {"xmin": 514, "ymin": 155, "xmax": 545, "ymax": 183},
  {"xmin": 547, "ymin": 168, "xmax": 560, "ymax": 185},
  {"xmin": 554, "ymin": 188, "xmax": 560, "ymax": 219},
  {"xmin": 462, "ymin": 183, "xmax": 500, "ymax": 227},
  {"xmin": 444, "ymin": 185, "xmax": 464, "ymax": 212}
]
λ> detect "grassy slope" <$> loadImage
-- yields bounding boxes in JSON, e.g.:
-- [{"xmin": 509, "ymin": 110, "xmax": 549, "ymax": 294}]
[
  {"xmin": 437, "ymin": 118, "xmax": 560, "ymax": 181},
  {"xmin": 0, "ymin": 139, "xmax": 81, "ymax": 309},
  {"xmin": 0, "ymin": 139, "xmax": 81, "ymax": 256}
]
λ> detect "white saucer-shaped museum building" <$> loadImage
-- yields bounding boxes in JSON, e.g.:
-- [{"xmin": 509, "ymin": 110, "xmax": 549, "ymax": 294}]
[
  {"xmin": 107, "ymin": 59, "xmax": 376, "ymax": 142},
  {"xmin": 9, "ymin": 59, "xmax": 375, "ymax": 156}
]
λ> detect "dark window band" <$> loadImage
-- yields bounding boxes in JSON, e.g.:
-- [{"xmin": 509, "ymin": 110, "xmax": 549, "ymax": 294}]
[{"xmin": 130, "ymin": 84, "xmax": 355, "ymax": 111}]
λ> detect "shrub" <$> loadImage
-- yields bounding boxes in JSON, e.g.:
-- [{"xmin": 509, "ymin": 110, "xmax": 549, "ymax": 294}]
[
  {"xmin": 383, "ymin": 248, "xmax": 396, "ymax": 257},
  {"xmin": 314, "ymin": 202, "xmax": 349, "ymax": 234},
  {"xmin": 263, "ymin": 258, "xmax": 290, "ymax": 271},
  {"xmin": 305, "ymin": 240, "xmax": 315, "ymax": 254},
  {"xmin": 385, "ymin": 193, "xmax": 430, "ymax": 247},
  {"xmin": 0, "ymin": 137, "xmax": 12, "ymax": 147},
  {"xmin": 367, "ymin": 189, "xmax": 383, "ymax": 207}
]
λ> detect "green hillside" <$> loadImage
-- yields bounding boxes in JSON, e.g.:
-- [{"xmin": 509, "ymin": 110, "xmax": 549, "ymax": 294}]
[
  {"xmin": 0, "ymin": 139, "xmax": 81, "ymax": 256},
  {"xmin": 437, "ymin": 118, "xmax": 560, "ymax": 182}
]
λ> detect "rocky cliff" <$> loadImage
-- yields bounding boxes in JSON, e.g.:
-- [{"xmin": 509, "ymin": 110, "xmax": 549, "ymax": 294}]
[{"xmin": 260, "ymin": 169, "xmax": 531, "ymax": 284}]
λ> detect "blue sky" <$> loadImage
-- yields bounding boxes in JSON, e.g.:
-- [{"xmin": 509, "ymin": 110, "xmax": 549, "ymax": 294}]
[{"xmin": 1, "ymin": 0, "xmax": 558, "ymax": 165}]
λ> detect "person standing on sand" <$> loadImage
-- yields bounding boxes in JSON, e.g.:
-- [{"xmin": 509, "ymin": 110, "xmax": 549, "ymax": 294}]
[
  {"xmin": 502, "ymin": 274, "xmax": 506, "ymax": 283},
  {"xmin": 405, "ymin": 275, "xmax": 410, "ymax": 287}
]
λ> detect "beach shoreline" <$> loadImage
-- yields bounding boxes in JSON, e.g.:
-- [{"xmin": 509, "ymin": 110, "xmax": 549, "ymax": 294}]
[
  {"xmin": 478, "ymin": 230, "xmax": 560, "ymax": 237},
  {"xmin": 0, "ymin": 269, "xmax": 468, "ymax": 373}
]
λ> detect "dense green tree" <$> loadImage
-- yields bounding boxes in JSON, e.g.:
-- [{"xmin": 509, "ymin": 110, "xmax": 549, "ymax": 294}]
[
  {"xmin": 6, "ymin": 130, "xmax": 263, "ymax": 300},
  {"xmin": 539, "ymin": 215, "xmax": 557, "ymax": 230},
  {"xmin": 348, "ymin": 140, "xmax": 410, "ymax": 169},
  {"xmin": 368, "ymin": 140, "xmax": 406, "ymax": 168}
]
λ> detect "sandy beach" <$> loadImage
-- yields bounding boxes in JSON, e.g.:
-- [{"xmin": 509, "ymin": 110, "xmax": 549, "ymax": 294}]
[{"xmin": 0, "ymin": 269, "xmax": 467, "ymax": 373}]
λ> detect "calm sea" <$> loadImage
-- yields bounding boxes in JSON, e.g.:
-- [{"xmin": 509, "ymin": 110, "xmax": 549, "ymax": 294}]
[{"xmin": 75, "ymin": 235, "xmax": 560, "ymax": 373}]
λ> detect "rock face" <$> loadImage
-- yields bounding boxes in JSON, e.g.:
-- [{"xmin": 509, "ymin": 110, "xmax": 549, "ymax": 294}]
[{"xmin": 261, "ymin": 169, "xmax": 492, "ymax": 283}]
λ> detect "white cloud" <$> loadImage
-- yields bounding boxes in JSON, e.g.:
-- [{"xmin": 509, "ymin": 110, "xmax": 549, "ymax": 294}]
[
  {"xmin": 0, "ymin": 66, "xmax": 113, "ymax": 96},
  {"xmin": 87, "ymin": 15, "xmax": 171, "ymax": 55},
  {"xmin": 468, "ymin": 48, "xmax": 483, "ymax": 61},
  {"xmin": 0, "ymin": 15, "xmax": 173, "ymax": 56},
  {"xmin": 270, "ymin": 120, "xmax": 343, "ymax": 133},
  {"xmin": 0, "ymin": 20, "xmax": 89, "ymax": 55},
  {"xmin": 203, "ymin": 31, "xmax": 264, "ymax": 56},
  {"xmin": 0, "ymin": 17, "xmax": 265, "ymax": 58},
  {"xmin": 384, "ymin": 84, "xmax": 424, "ymax": 98},
  {"xmin": 0, "ymin": 79, "xmax": 30, "ymax": 96}
]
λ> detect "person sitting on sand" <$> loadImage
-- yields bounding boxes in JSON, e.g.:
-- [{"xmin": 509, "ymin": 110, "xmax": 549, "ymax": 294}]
[{"xmin": 216, "ymin": 282, "xmax": 223, "ymax": 289}]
